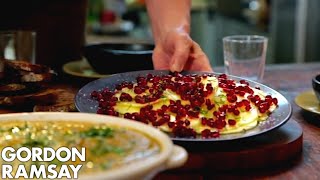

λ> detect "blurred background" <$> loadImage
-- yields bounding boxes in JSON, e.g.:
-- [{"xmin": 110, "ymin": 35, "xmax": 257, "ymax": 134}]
[
  {"xmin": 86, "ymin": 0, "xmax": 320, "ymax": 66},
  {"xmin": 0, "ymin": 0, "xmax": 319, "ymax": 69}
]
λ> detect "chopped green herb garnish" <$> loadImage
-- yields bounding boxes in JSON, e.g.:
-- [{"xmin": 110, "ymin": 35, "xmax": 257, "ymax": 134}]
[
  {"xmin": 200, "ymin": 109, "xmax": 208, "ymax": 115},
  {"xmin": 80, "ymin": 127, "xmax": 114, "ymax": 138}
]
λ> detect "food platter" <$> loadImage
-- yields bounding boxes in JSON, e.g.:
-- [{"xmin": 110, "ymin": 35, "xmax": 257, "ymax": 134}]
[{"xmin": 75, "ymin": 70, "xmax": 292, "ymax": 142}]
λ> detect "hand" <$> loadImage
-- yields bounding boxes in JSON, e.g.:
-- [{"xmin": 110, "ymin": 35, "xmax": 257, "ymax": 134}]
[{"xmin": 152, "ymin": 29, "xmax": 213, "ymax": 72}]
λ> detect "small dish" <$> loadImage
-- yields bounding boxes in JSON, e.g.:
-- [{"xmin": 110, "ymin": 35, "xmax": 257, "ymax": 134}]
[
  {"xmin": 312, "ymin": 74, "xmax": 320, "ymax": 101},
  {"xmin": 295, "ymin": 90, "xmax": 320, "ymax": 114},
  {"xmin": 63, "ymin": 59, "xmax": 109, "ymax": 79},
  {"xmin": 84, "ymin": 43, "xmax": 154, "ymax": 74}
]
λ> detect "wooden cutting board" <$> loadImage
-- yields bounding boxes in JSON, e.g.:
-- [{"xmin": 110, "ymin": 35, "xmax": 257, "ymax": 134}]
[{"xmin": 175, "ymin": 120, "xmax": 303, "ymax": 170}]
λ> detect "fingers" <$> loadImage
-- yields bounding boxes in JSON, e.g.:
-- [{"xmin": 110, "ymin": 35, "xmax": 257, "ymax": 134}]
[
  {"xmin": 185, "ymin": 42, "xmax": 213, "ymax": 72},
  {"xmin": 170, "ymin": 34, "xmax": 191, "ymax": 72},
  {"xmin": 152, "ymin": 46, "xmax": 170, "ymax": 70},
  {"xmin": 152, "ymin": 31, "xmax": 212, "ymax": 72}
]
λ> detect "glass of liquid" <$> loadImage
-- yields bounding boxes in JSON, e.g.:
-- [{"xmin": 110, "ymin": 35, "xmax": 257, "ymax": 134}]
[
  {"xmin": 0, "ymin": 30, "xmax": 36, "ymax": 64},
  {"xmin": 223, "ymin": 35, "xmax": 268, "ymax": 82}
]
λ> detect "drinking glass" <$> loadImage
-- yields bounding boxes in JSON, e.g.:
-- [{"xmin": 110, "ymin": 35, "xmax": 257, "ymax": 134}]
[
  {"xmin": 223, "ymin": 35, "xmax": 268, "ymax": 82},
  {"xmin": 0, "ymin": 30, "xmax": 36, "ymax": 64}
]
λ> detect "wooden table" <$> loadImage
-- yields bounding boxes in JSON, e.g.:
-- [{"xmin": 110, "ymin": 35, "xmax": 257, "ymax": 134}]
[{"xmin": 1, "ymin": 62, "xmax": 320, "ymax": 179}]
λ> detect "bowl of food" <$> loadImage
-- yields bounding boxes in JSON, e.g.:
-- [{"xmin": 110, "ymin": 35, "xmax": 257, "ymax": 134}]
[
  {"xmin": 0, "ymin": 112, "xmax": 187, "ymax": 179},
  {"xmin": 83, "ymin": 43, "xmax": 154, "ymax": 74},
  {"xmin": 312, "ymin": 74, "xmax": 320, "ymax": 102}
]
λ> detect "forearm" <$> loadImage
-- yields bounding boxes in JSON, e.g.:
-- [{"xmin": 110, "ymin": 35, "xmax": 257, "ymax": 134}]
[{"xmin": 145, "ymin": 0, "xmax": 191, "ymax": 43}]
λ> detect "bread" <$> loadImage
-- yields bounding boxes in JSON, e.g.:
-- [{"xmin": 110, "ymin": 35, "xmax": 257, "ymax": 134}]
[
  {"xmin": 0, "ymin": 83, "xmax": 41, "ymax": 96},
  {"xmin": 4, "ymin": 60, "xmax": 50, "ymax": 73},
  {"xmin": 33, "ymin": 103, "xmax": 76, "ymax": 112},
  {"xmin": 33, "ymin": 89, "xmax": 77, "ymax": 112},
  {"xmin": 3, "ymin": 60, "xmax": 56, "ymax": 83},
  {"xmin": 20, "ymin": 72, "xmax": 55, "ymax": 82},
  {"xmin": 0, "ymin": 88, "xmax": 58, "ymax": 106},
  {"xmin": 0, "ymin": 60, "xmax": 72, "ymax": 111}
]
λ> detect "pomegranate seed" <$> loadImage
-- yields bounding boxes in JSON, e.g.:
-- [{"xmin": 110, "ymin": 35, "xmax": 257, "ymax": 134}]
[
  {"xmin": 120, "ymin": 92, "xmax": 133, "ymax": 101},
  {"xmin": 272, "ymin": 98, "xmax": 278, "ymax": 105},
  {"xmin": 218, "ymin": 74, "xmax": 227, "ymax": 79},
  {"xmin": 168, "ymin": 122, "xmax": 175, "ymax": 128},
  {"xmin": 245, "ymin": 105, "xmax": 251, "ymax": 111},
  {"xmin": 240, "ymin": 80, "xmax": 249, "ymax": 85},
  {"xmin": 215, "ymin": 120, "xmax": 226, "ymax": 129},
  {"xmin": 265, "ymin": 95, "xmax": 272, "ymax": 99},
  {"xmin": 177, "ymin": 108, "xmax": 187, "ymax": 117},
  {"xmin": 236, "ymin": 101, "xmax": 243, "ymax": 107},
  {"xmin": 228, "ymin": 119, "xmax": 236, "ymax": 126},
  {"xmin": 124, "ymin": 113, "xmax": 132, "ymax": 119},
  {"xmin": 97, "ymin": 108, "xmax": 104, "ymax": 114},
  {"xmin": 184, "ymin": 105, "xmax": 191, "ymax": 110},
  {"xmin": 206, "ymin": 119, "xmax": 215, "ymax": 128},
  {"xmin": 187, "ymin": 111, "xmax": 199, "ymax": 118},
  {"xmin": 238, "ymin": 91, "xmax": 245, "ymax": 96},
  {"xmin": 90, "ymin": 91, "xmax": 99, "ymax": 98},
  {"xmin": 116, "ymin": 84, "xmax": 122, "ymax": 90},
  {"xmin": 210, "ymin": 131, "xmax": 220, "ymax": 138},
  {"xmin": 185, "ymin": 120, "xmax": 190, "ymax": 126},
  {"xmin": 201, "ymin": 117, "xmax": 207, "ymax": 125},
  {"xmin": 147, "ymin": 73, "xmax": 154, "ymax": 80},
  {"xmin": 227, "ymin": 94, "xmax": 237, "ymax": 103},
  {"xmin": 134, "ymin": 95, "xmax": 145, "ymax": 104},
  {"xmin": 213, "ymin": 111, "xmax": 219, "ymax": 117},
  {"xmin": 201, "ymin": 129, "xmax": 211, "ymax": 138},
  {"xmin": 163, "ymin": 114, "xmax": 170, "ymax": 121},
  {"xmin": 157, "ymin": 109, "xmax": 164, "ymax": 116},
  {"xmin": 106, "ymin": 109, "xmax": 115, "ymax": 116},
  {"xmin": 227, "ymin": 106, "xmax": 235, "ymax": 113},
  {"xmin": 134, "ymin": 87, "xmax": 144, "ymax": 94},
  {"xmin": 161, "ymin": 105, "xmax": 168, "ymax": 111},
  {"xmin": 152, "ymin": 118, "xmax": 167, "ymax": 126},
  {"xmin": 169, "ymin": 105, "xmax": 178, "ymax": 113},
  {"xmin": 233, "ymin": 109, "xmax": 240, "ymax": 116}
]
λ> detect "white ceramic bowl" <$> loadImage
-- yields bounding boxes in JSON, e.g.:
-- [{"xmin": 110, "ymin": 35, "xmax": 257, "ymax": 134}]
[{"xmin": 0, "ymin": 112, "xmax": 188, "ymax": 180}]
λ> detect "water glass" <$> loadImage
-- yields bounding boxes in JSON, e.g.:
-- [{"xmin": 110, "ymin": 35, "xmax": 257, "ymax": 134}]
[
  {"xmin": 0, "ymin": 30, "xmax": 36, "ymax": 64},
  {"xmin": 223, "ymin": 35, "xmax": 268, "ymax": 82}
]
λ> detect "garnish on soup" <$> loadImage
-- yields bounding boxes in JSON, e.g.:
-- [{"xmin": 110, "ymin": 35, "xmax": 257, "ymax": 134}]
[{"xmin": 91, "ymin": 73, "xmax": 278, "ymax": 138}]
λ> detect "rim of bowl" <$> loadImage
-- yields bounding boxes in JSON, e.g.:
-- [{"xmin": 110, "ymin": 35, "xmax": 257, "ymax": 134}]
[
  {"xmin": 0, "ymin": 112, "xmax": 174, "ymax": 180},
  {"xmin": 312, "ymin": 74, "xmax": 320, "ymax": 84},
  {"xmin": 85, "ymin": 43, "xmax": 154, "ymax": 55}
]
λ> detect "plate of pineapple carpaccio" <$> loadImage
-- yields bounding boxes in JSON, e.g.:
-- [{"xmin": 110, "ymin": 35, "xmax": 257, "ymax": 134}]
[{"xmin": 75, "ymin": 70, "xmax": 292, "ymax": 141}]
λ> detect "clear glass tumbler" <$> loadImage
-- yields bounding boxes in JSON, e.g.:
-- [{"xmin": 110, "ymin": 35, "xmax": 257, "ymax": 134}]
[
  {"xmin": 0, "ymin": 30, "xmax": 36, "ymax": 64},
  {"xmin": 223, "ymin": 35, "xmax": 268, "ymax": 82}
]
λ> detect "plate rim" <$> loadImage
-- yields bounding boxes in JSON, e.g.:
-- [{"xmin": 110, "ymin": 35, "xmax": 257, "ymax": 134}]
[
  {"xmin": 63, "ymin": 60, "xmax": 109, "ymax": 79},
  {"xmin": 295, "ymin": 90, "xmax": 320, "ymax": 115},
  {"xmin": 75, "ymin": 70, "xmax": 292, "ymax": 142}
]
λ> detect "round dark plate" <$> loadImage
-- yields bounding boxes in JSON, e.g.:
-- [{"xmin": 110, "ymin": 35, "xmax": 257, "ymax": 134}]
[{"xmin": 75, "ymin": 70, "xmax": 292, "ymax": 142}]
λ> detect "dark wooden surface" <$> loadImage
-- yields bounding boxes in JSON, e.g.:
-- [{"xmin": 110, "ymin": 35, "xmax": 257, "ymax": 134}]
[
  {"xmin": 1, "ymin": 62, "xmax": 320, "ymax": 179},
  {"xmin": 172, "ymin": 120, "xmax": 302, "ymax": 171}
]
